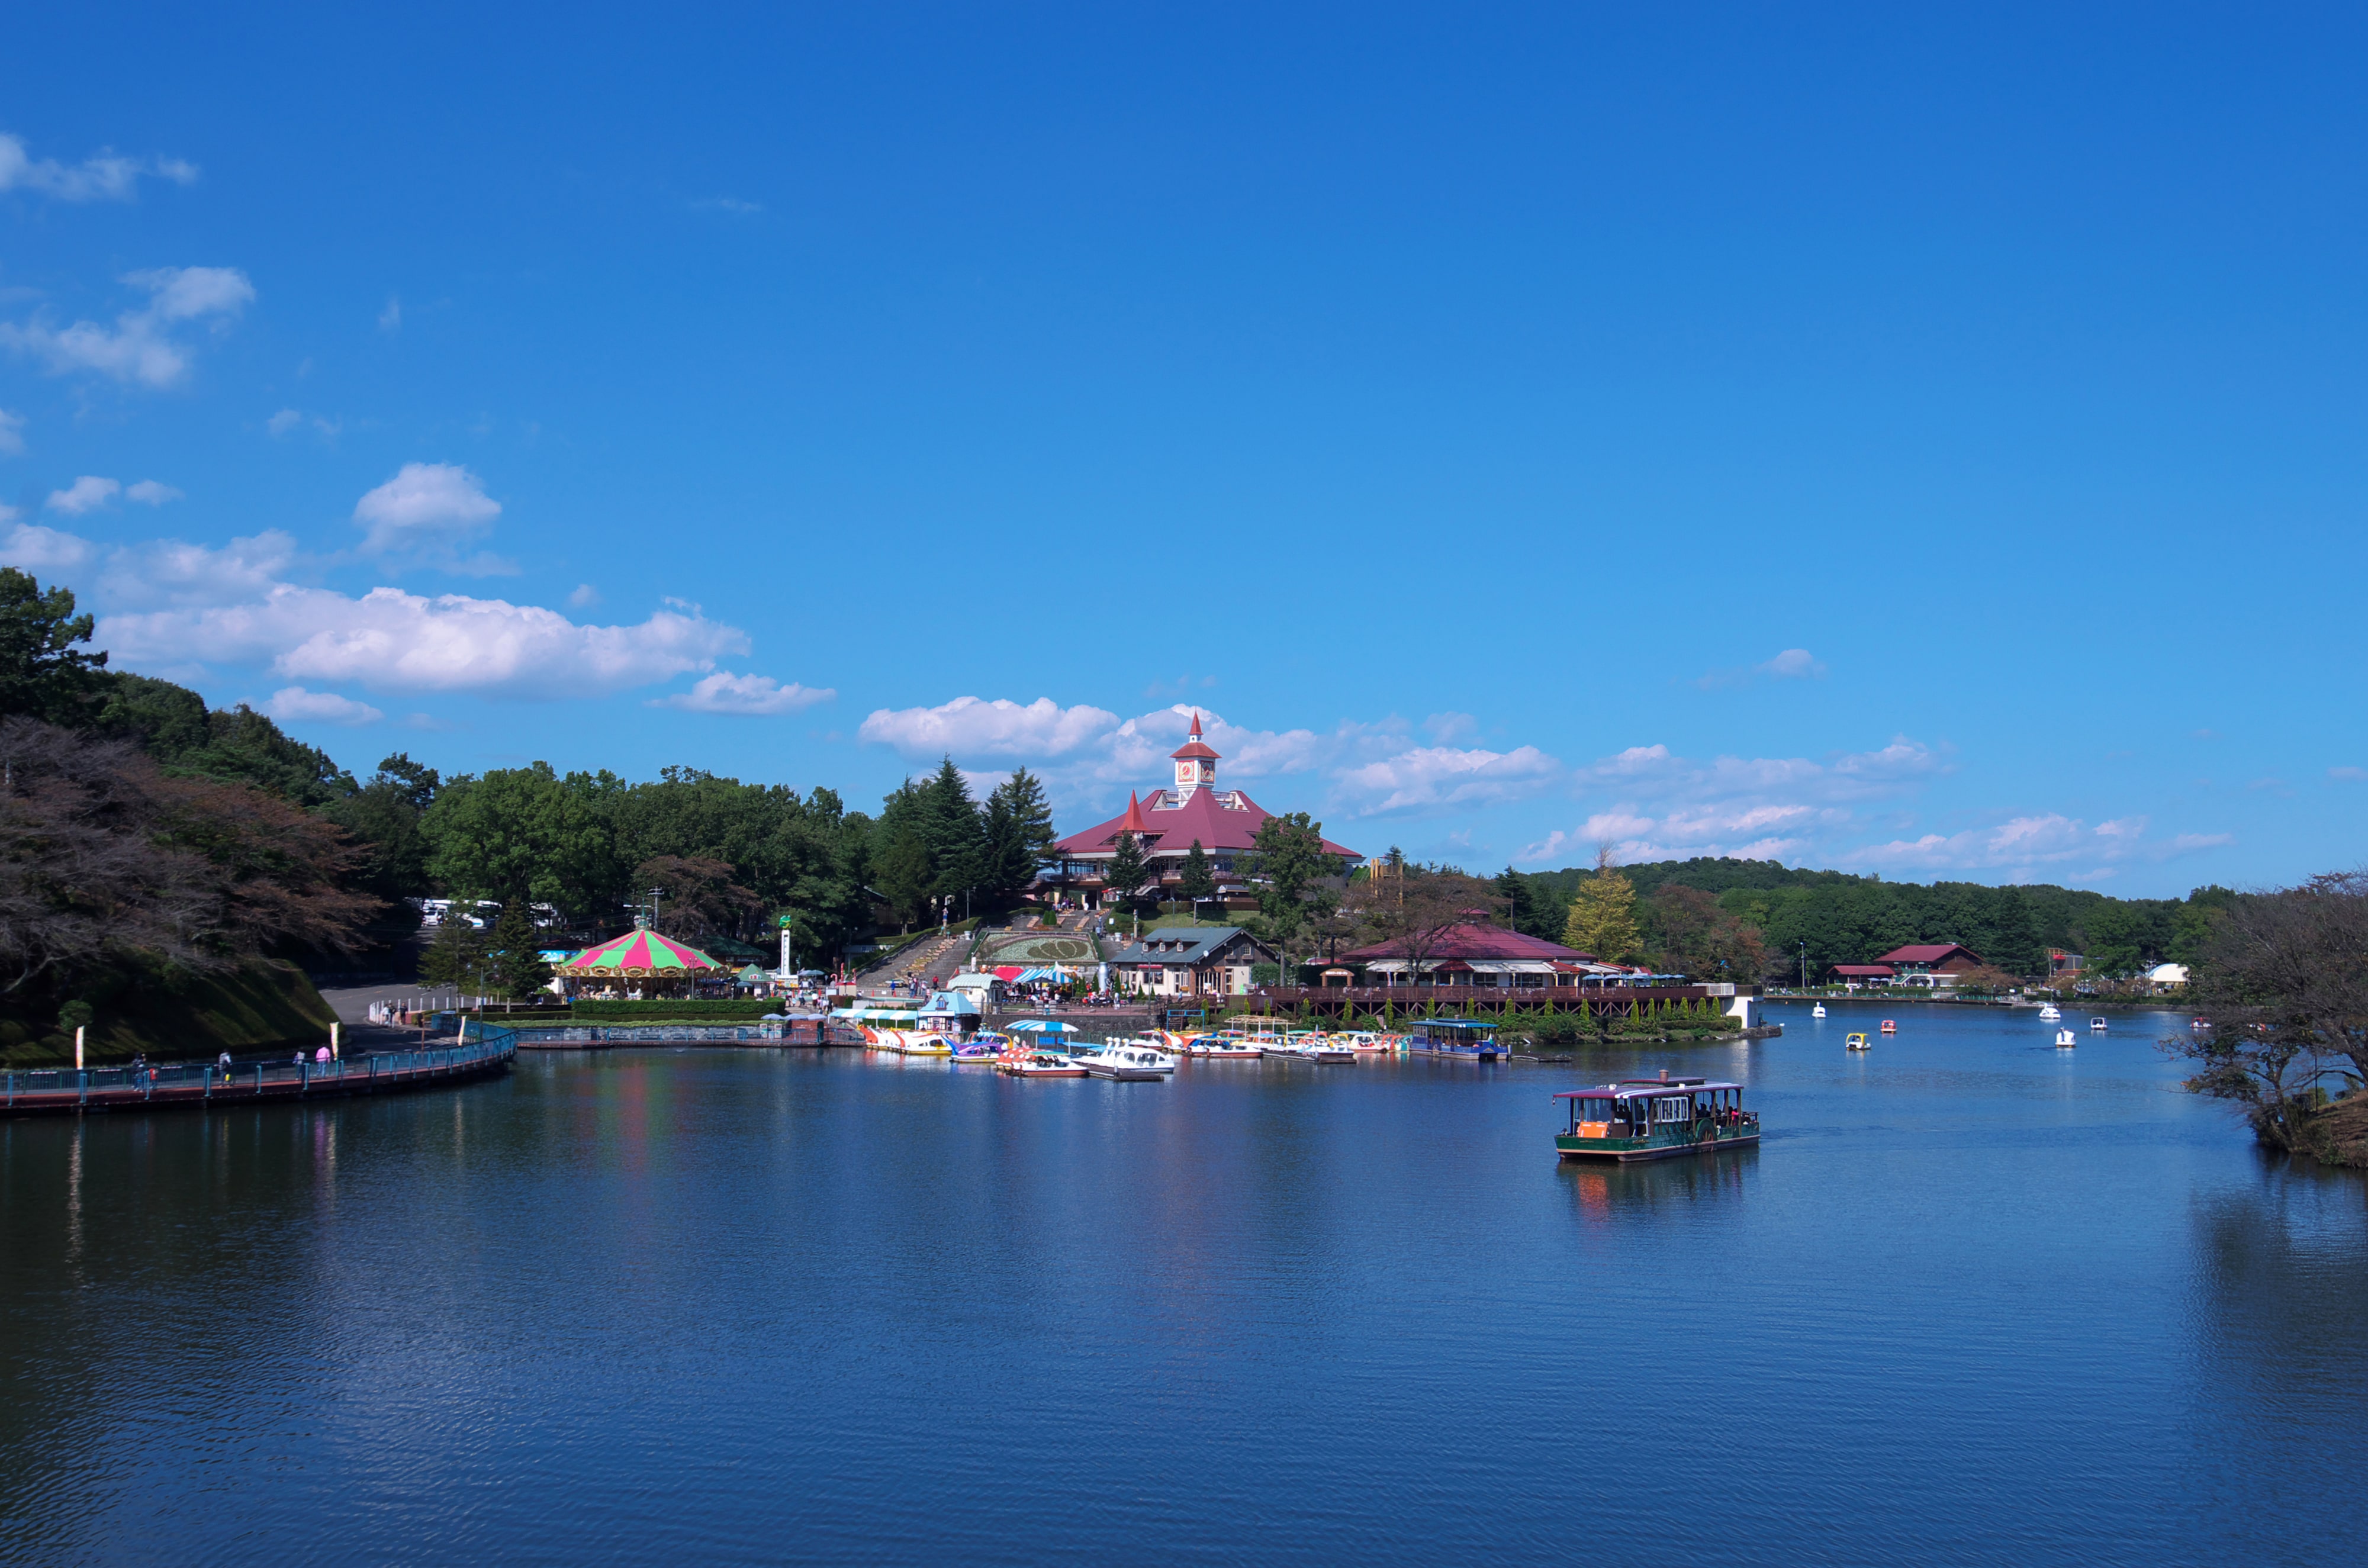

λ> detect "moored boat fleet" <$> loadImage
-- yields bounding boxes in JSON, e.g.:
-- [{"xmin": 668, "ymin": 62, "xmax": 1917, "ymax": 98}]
[{"xmin": 850, "ymin": 1019, "xmax": 1510, "ymax": 1079}]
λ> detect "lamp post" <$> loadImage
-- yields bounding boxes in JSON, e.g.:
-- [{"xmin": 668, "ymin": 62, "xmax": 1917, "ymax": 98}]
[{"xmin": 1799, "ymin": 940, "xmax": 1808, "ymax": 992}]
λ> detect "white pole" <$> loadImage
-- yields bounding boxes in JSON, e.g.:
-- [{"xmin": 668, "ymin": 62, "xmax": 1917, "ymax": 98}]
[
  {"xmin": 330, "ymin": 1022, "xmax": 340, "ymax": 1060},
  {"xmin": 75, "ymin": 1025, "xmax": 85, "ymax": 1071}
]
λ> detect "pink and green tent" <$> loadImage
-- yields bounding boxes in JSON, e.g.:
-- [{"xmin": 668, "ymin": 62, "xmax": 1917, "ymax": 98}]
[{"xmin": 564, "ymin": 927, "xmax": 725, "ymax": 980}]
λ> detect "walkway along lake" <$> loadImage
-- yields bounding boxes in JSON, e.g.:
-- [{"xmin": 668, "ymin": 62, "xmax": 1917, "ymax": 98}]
[{"xmin": 1, "ymin": 1002, "xmax": 2361, "ymax": 1564}]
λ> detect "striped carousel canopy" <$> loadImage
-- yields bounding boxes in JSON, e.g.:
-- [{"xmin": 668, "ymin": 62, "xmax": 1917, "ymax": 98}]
[{"xmin": 564, "ymin": 926, "xmax": 724, "ymax": 978}]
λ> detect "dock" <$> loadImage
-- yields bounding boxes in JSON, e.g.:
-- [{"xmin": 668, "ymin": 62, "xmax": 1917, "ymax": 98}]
[{"xmin": 2, "ymin": 1034, "xmax": 515, "ymax": 1118}]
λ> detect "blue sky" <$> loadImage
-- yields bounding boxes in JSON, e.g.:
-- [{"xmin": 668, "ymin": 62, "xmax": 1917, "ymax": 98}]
[{"xmin": 4, "ymin": 2, "xmax": 2363, "ymax": 895}]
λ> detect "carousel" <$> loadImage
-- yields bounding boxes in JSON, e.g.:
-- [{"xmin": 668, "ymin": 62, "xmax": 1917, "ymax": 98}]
[{"xmin": 561, "ymin": 920, "xmax": 728, "ymax": 999}]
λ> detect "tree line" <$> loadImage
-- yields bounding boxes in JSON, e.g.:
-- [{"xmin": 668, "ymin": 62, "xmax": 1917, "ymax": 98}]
[{"xmin": 1498, "ymin": 855, "xmax": 2228, "ymax": 982}]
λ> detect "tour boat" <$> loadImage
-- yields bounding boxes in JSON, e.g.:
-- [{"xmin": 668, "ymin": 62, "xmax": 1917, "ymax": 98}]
[
  {"xmin": 1879, "ymin": 1019, "xmax": 1897, "ymax": 1035},
  {"xmin": 2038, "ymin": 1004, "xmax": 2062, "ymax": 1020},
  {"xmin": 998, "ymin": 1050, "xmax": 1086, "ymax": 1078},
  {"xmin": 1186, "ymin": 1036, "xmax": 1263, "ymax": 1058},
  {"xmin": 1811, "ymin": 1003, "xmax": 1827, "ymax": 1019},
  {"xmin": 1845, "ymin": 1032, "xmax": 1871, "ymax": 1051},
  {"xmin": 1554, "ymin": 1075, "xmax": 1761, "ymax": 1162},
  {"xmin": 2089, "ymin": 1016, "xmax": 2109, "ymax": 1032},
  {"xmin": 2054, "ymin": 1029, "xmax": 2077, "ymax": 1048},
  {"xmin": 1407, "ymin": 1019, "xmax": 1508, "ymax": 1060},
  {"xmin": 1074, "ymin": 1039, "xmax": 1176, "ymax": 1081}
]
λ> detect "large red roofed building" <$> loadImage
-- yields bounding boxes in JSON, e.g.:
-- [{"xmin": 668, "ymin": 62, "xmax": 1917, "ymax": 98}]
[{"xmin": 1045, "ymin": 713, "xmax": 1362, "ymax": 902}]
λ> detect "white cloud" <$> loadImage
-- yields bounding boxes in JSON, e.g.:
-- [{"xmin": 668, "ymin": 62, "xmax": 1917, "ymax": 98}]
[
  {"xmin": 1331, "ymin": 744, "xmax": 1561, "ymax": 815},
  {"xmin": 0, "ymin": 266, "xmax": 254, "ymax": 388},
  {"xmin": 691, "ymin": 197, "xmax": 762, "ymax": 215},
  {"xmin": 1840, "ymin": 815, "xmax": 2228, "ymax": 876},
  {"xmin": 265, "ymin": 686, "xmax": 383, "ymax": 726},
  {"xmin": 98, "ymin": 530, "xmax": 300, "ymax": 610},
  {"xmin": 860, "ymin": 698, "xmax": 1562, "ymax": 822},
  {"xmin": 126, "ymin": 479, "xmax": 182, "ymax": 506},
  {"xmin": 97, "ymin": 568, "xmax": 746, "ymax": 698},
  {"xmin": 352, "ymin": 461, "xmax": 509, "ymax": 570},
  {"xmin": 0, "ymin": 408, "xmax": 23, "ymax": 455},
  {"xmin": 266, "ymin": 408, "xmax": 303, "ymax": 437},
  {"xmin": 0, "ymin": 132, "xmax": 198, "ymax": 202},
  {"xmin": 652, "ymin": 671, "xmax": 835, "ymax": 716},
  {"xmin": 861, "ymin": 696, "xmax": 1124, "ymax": 759},
  {"xmin": 568, "ymin": 583, "xmax": 601, "ymax": 608},
  {"xmin": 1522, "ymin": 736, "xmax": 1960, "ymax": 866},
  {"xmin": 1697, "ymin": 647, "xmax": 1831, "ymax": 689},
  {"xmin": 0, "ymin": 522, "xmax": 95, "ymax": 572},
  {"xmin": 2331, "ymin": 767, "xmax": 2368, "ymax": 783},
  {"xmin": 378, "ymin": 296, "xmax": 401, "ymax": 333},
  {"xmin": 46, "ymin": 476, "xmax": 121, "ymax": 514}
]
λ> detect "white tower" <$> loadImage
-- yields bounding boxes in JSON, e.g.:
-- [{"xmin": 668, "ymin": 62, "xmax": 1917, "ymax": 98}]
[{"xmin": 1170, "ymin": 711, "xmax": 1220, "ymax": 800}]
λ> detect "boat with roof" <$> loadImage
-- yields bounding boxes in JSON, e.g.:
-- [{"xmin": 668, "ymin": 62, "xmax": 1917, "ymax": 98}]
[
  {"xmin": 1407, "ymin": 1018, "xmax": 1508, "ymax": 1060},
  {"xmin": 1554, "ymin": 1073, "xmax": 1760, "ymax": 1161}
]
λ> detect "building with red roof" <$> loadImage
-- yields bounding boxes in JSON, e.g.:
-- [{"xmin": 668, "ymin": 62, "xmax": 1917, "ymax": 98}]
[
  {"xmin": 1338, "ymin": 915, "xmax": 1658, "ymax": 990},
  {"xmin": 1045, "ymin": 713, "xmax": 1362, "ymax": 901}
]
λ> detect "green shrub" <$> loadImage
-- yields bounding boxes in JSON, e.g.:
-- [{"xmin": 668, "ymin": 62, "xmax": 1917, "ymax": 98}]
[{"xmin": 570, "ymin": 998, "xmax": 780, "ymax": 1021}]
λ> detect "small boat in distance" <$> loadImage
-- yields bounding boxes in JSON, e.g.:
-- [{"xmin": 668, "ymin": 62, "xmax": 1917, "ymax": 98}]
[
  {"xmin": 2054, "ymin": 1029, "xmax": 2077, "ymax": 1048},
  {"xmin": 1880, "ymin": 1019, "xmax": 1897, "ymax": 1035},
  {"xmin": 1554, "ymin": 1074, "xmax": 1761, "ymax": 1161},
  {"xmin": 2038, "ymin": 1003, "xmax": 2062, "ymax": 1020},
  {"xmin": 1186, "ymin": 1036, "xmax": 1262, "ymax": 1058},
  {"xmin": 1845, "ymin": 1032, "xmax": 1871, "ymax": 1051},
  {"xmin": 1811, "ymin": 1003, "xmax": 1827, "ymax": 1019},
  {"xmin": 2090, "ymin": 1016, "xmax": 2109, "ymax": 1032}
]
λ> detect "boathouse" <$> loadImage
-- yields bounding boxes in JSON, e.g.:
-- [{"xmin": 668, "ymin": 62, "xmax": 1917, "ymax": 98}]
[
  {"xmin": 1108, "ymin": 926, "xmax": 1278, "ymax": 998},
  {"xmin": 1043, "ymin": 713, "xmax": 1362, "ymax": 904},
  {"xmin": 1338, "ymin": 914, "xmax": 1618, "ymax": 988},
  {"xmin": 1872, "ymin": 943, "xmax": 1985, "ymax": 987}
]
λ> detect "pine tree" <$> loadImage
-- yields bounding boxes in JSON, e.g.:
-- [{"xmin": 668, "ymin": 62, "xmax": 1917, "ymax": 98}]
[
  {"xmin": 1106, "ymin": 830, "xmax": 1150, "ymax": 912},
  {"xmin": 1177, "ymin": 840, "xmax": 1217, "ymax": 907},
  {"xmin": 1563, "ymin": 870, "xmax": 1639, "ymax": 961},
  {"xmin": 487, "ymin": 900, "xmax": 553, "ymax": 1002}
]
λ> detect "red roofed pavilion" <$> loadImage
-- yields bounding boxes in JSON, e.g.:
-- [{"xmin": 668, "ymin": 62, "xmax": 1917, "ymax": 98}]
[{"xmin": 1045, "ymin": 713, "xmax": 1362, "ymax": 903}]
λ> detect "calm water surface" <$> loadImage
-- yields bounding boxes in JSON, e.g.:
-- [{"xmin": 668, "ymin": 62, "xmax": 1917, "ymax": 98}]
[{"xmin": 4, "ymin": 1002, "xmax": 2363, "ymax": 1565}]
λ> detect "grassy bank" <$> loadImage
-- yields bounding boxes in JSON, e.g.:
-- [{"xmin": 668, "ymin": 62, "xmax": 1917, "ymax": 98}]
[{"xmin": 1, "ymin": 958, "xmax": 338, "ymax": 1068}]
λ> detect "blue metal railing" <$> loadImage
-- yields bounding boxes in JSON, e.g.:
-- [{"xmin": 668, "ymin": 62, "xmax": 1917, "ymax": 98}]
[{"xmin": 2, "ymin": 1033, "xmax": 515, "ymax": 1111}]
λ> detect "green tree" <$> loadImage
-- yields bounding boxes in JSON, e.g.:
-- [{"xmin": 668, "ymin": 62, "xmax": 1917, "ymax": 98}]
[
  {"xmin": 1243, "ymin": 811, "xmax": 1339, "ymax": 971},
  {"xmin": 875, "ymin": 828, "xmax": 932, "ymax": 929},
  {"xmin": 1565, "ymin": 868, "xmax": 1640, "ymax": 961},
  {"xmin": 423, "ymin": 762, "xmax": 624, "ymax": 922},
  {"xmin": 920, "ymin": 756, "xmax": 987, "ymax": 904},
  {"xmin": 419, "ymin": 910, "xmax": 489, "ymax": 991},
  {"xmin": 979, "ymin": 767, "xmax": 1055, "ymax": 901},
  {"xmin": 485, "ymin": 900, "xmax": 553, "ymax": 1002},
  {"xmin": 1177, "ymin": 840, "xmax": 1217, "ymax": 907},
  {"xmin": 1105, "ymin": 830, "xmax": 1153, "ymax": 913},
  {"xmin": 0, "ymin": 569, "xmax": 108, "ymax": 725}
]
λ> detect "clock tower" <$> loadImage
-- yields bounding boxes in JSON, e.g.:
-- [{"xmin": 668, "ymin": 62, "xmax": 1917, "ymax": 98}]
[{"xmin": 1170, "ymin": 711, "xmax": 1220, "ymax": 800}]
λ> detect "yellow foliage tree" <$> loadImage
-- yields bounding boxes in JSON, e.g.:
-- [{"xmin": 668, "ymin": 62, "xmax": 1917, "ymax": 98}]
[{"xmin": 1563, "ymin": 870, "xmax": 1639, "ymax": 961}]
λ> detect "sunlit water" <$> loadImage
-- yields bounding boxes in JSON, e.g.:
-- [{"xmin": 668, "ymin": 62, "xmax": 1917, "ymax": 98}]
[{"xmin": 3, "ymin": 1002, "xmax": 2363, "ymax": 1565}]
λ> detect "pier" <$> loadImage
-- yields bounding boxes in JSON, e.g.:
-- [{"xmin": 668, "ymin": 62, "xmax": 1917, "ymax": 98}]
[{"xmin": 1, "ymin": 1034, "xmax": 515, "ymax": 1118}]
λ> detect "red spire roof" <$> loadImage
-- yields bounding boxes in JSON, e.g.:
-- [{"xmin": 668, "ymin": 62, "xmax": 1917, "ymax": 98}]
[
  {"xmin": 1170, "ymin": 710, "xmax": 1220, "ymax": 762},
  {"xmin": 1118, "ymin": 790, "xmax": 1150, "ymax": 834}
]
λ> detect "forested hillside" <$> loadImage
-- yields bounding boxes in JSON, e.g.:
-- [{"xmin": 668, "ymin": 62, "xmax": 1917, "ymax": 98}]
[{"xmin": 1507, "ymin": 856, "xmax": 2228, "ymax": 980}]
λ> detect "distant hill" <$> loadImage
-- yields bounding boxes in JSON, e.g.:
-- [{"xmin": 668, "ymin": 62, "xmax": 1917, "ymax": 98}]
[{"xmin": 1507, "ymin": 857, "xmax": 2227, "ymax": 980}]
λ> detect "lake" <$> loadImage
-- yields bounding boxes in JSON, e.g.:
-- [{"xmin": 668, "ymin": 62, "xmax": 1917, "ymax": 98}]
[{"xmin": 2, "ymin": 1002, "xmax": 2362, "ymax": 1565}]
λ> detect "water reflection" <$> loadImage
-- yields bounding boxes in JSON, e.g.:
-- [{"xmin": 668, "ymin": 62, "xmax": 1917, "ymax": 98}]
[{"xmin": 1556, "ymin": 1145, "xmax": 1758, "ymax": 1222}]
